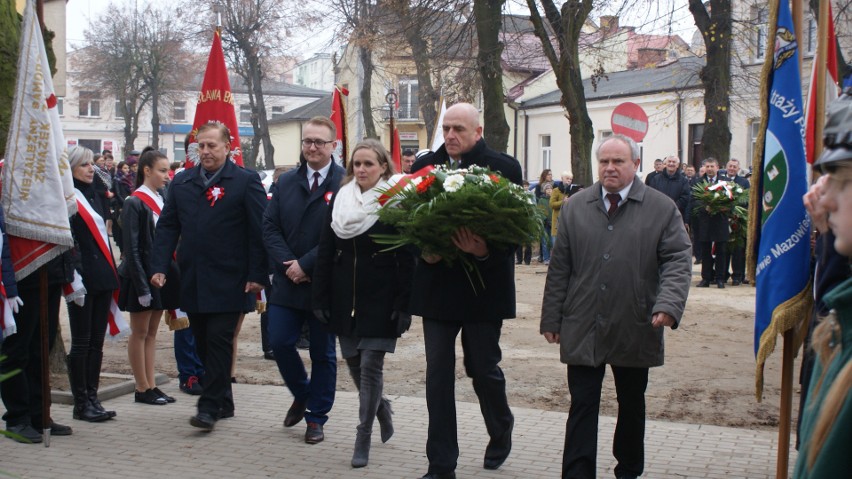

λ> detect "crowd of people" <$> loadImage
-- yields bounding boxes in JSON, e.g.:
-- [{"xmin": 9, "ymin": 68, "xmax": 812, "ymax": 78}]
[{"xmin": 1, "ymin": 94, "xmax": 850, "ymax": 478}]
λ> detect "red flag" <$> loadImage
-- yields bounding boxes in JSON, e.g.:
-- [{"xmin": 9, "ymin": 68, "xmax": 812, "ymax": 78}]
[
  {"xmin": 2, "ymin": 0, "xmax": 76, "ymax": 281},
  {"xmin": 187, "ymin": 30, "xmax": 243, "ymax": 168},
  {"xmin": 805, "ymin": 4, "xmax": 839, "ymax": 164},
  {"xmin": 392, "ymin": 127, "xmax": 402, "ymax": 173},
  {"xmin": 331, "ymin": 85, "xmax": 349, "ymax": 166}
]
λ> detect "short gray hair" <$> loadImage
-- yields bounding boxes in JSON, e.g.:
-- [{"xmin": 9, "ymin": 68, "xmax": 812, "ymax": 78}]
[
  {"xmin": 68, "ymin": 146, "xmax": 94, "ymax": 171},
  {"xmin": 596, "ymin": 134, "xmax": 640, "ymax": 161}
]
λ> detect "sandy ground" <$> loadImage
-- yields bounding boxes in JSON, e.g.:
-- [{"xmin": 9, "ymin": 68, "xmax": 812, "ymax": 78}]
[{"xmin": 66, "ymin": 262, "xmax": 800, "ymax": 431}]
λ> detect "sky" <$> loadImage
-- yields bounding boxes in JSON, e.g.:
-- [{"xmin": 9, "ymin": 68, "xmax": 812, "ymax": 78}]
[{"xmin": 66, "ymin": 0, "xmax": 698, "ymax": 54}]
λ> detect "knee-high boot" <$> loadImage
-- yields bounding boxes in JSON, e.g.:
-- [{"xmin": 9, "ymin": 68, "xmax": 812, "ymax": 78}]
[
  {"xmin": 86, "ymin": 351, "xmax": 116, "ymax": 418},
  {"xmin": 346, "ymin": 356, "xmax": 394, "ymax": 443},
  {"xmin": 66, "ymin": 355, "xmax": 109, "ymax": 422},
  {"xmin": 351, "ymin": 350, "xmax": 385, "ymax": 468}
]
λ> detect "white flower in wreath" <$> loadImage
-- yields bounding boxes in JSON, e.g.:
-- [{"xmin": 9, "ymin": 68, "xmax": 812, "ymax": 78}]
[{"xmin": 443, "ymin": 174, "xmax": 465, "ymax": 193}]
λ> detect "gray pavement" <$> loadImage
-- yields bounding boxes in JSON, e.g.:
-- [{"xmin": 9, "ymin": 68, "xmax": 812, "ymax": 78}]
[{"xmin": 2, "ymin": 381, "xmax": 796, "ymax": 478}]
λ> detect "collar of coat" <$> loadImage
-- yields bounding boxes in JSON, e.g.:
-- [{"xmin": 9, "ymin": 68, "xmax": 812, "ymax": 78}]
[
  {"xmin": 432, "ymin": 138, "xmax": 488, "ymax": 168},
  {"xmin": 587, "ymin": 179, "xmax": 649, "ymax": 211},
  {"xmin": 175, "ymin": 158, "xmax": 238, "ymax": 187}
]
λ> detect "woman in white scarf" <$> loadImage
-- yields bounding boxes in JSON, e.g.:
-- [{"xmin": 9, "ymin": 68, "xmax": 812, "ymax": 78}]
[{"xmin": 312, "ymin": 139, "xmax": 416, "ymax": 468}]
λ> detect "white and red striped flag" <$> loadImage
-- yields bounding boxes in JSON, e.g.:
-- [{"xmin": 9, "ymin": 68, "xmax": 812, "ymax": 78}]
[
  {"xmin": 805, "ymin": 3, "xmax": 840, "ymax": 164},
  {"xmin": 1, "ymin": 0, "xmax": 76, "ymax": 281}
]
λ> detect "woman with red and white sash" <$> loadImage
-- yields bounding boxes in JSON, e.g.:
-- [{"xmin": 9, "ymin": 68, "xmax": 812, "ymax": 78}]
[
  {"xmin": 118, "ymin": 147, "xmax": 180, "ymax": 406},
  {"xmin": 67, "ymin": 146, "xmax": 122, "ymax": 423}
]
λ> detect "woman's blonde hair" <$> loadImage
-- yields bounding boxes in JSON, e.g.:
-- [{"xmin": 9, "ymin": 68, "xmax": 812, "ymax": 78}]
[{"xmin": 342, "ymin": 139, "xmax": 395, "ymax": 185}]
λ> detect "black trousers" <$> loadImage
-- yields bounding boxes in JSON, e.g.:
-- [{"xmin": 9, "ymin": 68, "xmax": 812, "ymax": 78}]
[
  {"xmin": 700, "ymin": 241, "xmax": 728, "ymax": 282},
  {"xmin": 188, "ymin": 312, "xmax": 240, "ymax": 417},
  {"xmin": 67, "ymin": 289, "xmax": 112, "ymax": 358},
  {"xmin": 422, "ymin": 318, "xmax": 513, "ymax": 474},
  {"xmin": 726, "ymin": 245, "xmax": 746, "ymax": 282},
  {"xmin": 0, "ymin": 284, "xmax": 61, "ymax": 428},
  {"xmin": 563, "ymin": 364, "xmax": 648, "ymax": 479}
]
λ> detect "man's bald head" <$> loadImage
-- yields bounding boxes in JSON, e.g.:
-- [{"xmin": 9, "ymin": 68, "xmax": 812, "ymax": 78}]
[{"xmin": 442, "ymin": 103, "xmax": 482, "ymax": 157}]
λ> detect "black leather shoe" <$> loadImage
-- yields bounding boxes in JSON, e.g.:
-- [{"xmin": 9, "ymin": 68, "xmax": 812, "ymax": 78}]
[
  {"xmin": 153, "ymin": 387, "xmax": 176, "ymax": 403},
  {"xmin": 6, "ymin": 424, "xmax": 43, "ymax": 443},
  {"xmin": 189, "ymin": 412, "xmax": 216, "ymax": 431},
  {"xmin": 484, "ymin": 417, "xmax": 513, "ymax": 470},
  {"xmin": 305, "ymin": 422, "xmax": 324, "ymax": 444},
  {"xmin": 420, "ymin": 473, "xmax": 456, "ymax": 479},
  {"xmin": 283, "ymin": 400, "xmax": 306, "ymax": 427},
  {"xmin": 135, "ymin": 389, "xmax": 167, "ymax": 405},
  {"xmin": 696, "ymin": 280, "xmax": 710, "ymax": 287},
  {"xmin": 716, "ymin": 281, "xmax": 726, "ymax": 289},
  {"xmin": 263, "ymin": 350, "xmax": 275, "ymax": 360},
  {"xmin": 731, "ymin": 280, "xmax": 741, "ymax": 286},
  {"xmin": 45, "ymin": 421, "xmax": 73, "ymax": 436}
]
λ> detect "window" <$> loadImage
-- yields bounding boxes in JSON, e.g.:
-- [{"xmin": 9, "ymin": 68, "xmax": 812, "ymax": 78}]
[
  {"xmin": 271, "ymin": 105, "xmax": 284, "ymax": 120},
  {"xmin": 173, "ymin": 101, "xmax": 187, "ymax": 122},
  {"xmin": 806, "ymin": 15, "xmax": 816, "ymax": 55},
  {"xmin": 239, "ymin": 104, "xmax": 251, "ymax": 124},
  {"xmin": 114, "ymin": 99, "xmax": 124, "ymax": 119},
  {"xmin": 755, "ymin": 6, "xmax": 769, "ymax": 61},
  {"xmin": 174, "ymin": 142, "xmax": 186, "ymax": 163},
  {"xmin": 78, "ymin": 91, "xmax": 100, "ymax": 117},
  {"xmin": 689, "ymin": 123, "xmax": 705, "ymax": 166},
  {"xmin": 748, "ymin": 119, "xmax": 761, "ymax": 166},
  {"xmin": 540, "ymin": 135, "xmax": 552, "ymax": 171},
  {"xmin": 398, "ymin": 77, "xmax": 419, "ymax": 120},
  {"xmin": 78, "ymin": 139, "xmax": 101, "ymax": 152},
  {"xmin": 57, "ymin": 97, "xmax": 63, "ymax": 116}
]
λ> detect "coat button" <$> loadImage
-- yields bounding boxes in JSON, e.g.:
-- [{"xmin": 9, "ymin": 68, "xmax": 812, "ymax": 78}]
[
  {"xmin": 607, "ymin": 225, "xmax": 614, "ymax": 231},
  {"xmin": 603, "ymin": 253, "xmax": 610, "ymax": 260},
  {"xmin": 600, "ymin": 284, "xmax": 606, "ymax": 291}
]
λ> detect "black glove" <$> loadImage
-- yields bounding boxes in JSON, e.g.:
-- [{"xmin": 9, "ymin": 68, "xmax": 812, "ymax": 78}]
[
  {"xmin": 392, "ymin": 310, "xmax": 412, "ymax": 336},
  {"xmin": 313, "ymin": 309, "xmax": 331, "ymax": 324}
]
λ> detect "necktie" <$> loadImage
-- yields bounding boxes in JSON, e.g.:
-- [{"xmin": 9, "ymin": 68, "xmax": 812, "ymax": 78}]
[
  {"xmin": 606, "ymin": 193, "xmax": 621, "ymax": 217},
  {"xmin": 311, "ymin": 172, "xmax": 320, "ymax": 193}
]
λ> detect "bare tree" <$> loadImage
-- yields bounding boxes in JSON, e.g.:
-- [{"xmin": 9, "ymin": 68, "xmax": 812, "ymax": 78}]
[
  {"xmin": 473, "ymin": 0, "xmax": 511, "ymax": 153},
  {"xmin": 689, "ymin": 0, "xmax": 732, "ymax": 163},
  {"xmin": 525, "ymin": 0, "xmax": 595, "ymax": 184},
  {"xmin": 194, "ymin": 0, "xmax": 316, "ymax": 169},
  {"xmin": 138, "ymin": 7, "xmax": 189, "ymax": 149},
  {"xmin": 76, "ymin": 4, "xmax": 151, "ymax": 156}
]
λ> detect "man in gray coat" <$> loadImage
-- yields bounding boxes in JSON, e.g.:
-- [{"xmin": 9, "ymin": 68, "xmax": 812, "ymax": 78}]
[{"xmin": 541, "ymin": 134, "xmax": 692, "ymax": 479}]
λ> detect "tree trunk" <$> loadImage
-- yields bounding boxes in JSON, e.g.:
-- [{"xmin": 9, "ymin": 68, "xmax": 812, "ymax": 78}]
[
  {"xmin": 359, "ymin": 45, "xmax": 377, "ymax": 139},
  {"xmin": 689, "ymin": 0, "xmax": 732, "ymax": 164},
  {"xmin": 526, "ymin": 0, "xmax": 595, "ymax": 185},
  {"xmin": 473, "ymin": 0, "xmax": 509, "ymax": 153},
  {"xmin": 0, "ymin": 0, "xmax": 21, "ymax": 156},
  {"xmin": 150, "ymin": 87, "xmax": 160, "ymax": 149},
  {"xmin": 248, "ymin": 56, "xmax": 275, "ymax": 169}
]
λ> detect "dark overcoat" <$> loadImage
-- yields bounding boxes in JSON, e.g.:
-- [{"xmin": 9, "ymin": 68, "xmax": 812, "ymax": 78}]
[
  {"xmin": 151, "ymin": 160, "xmax": 268, "ymax": 314},
  {"xmin": 312, "ymin": 192, "xmax": 415, "ymax": 337},
  {"xmin": 263, "ymin": 161, "xmax": 345, "ymax": 310},
  {"xmin": 407, "ymin": 139, "xmax": 523, "ymax": 322}
]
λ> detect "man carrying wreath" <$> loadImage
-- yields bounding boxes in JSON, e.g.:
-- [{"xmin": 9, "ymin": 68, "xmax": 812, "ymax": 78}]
[{"xmin": 409, "ymin": 103, "xmax": 522, "ymax": 479}]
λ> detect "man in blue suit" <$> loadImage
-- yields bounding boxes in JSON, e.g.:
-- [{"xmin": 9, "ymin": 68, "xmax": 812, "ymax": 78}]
[
  {"xmin": 151, "ymin": 122, "xmax": 267, "ymax": 431},
  {"xmin": 263, "ymin": 116, "xmax": 345, "ymax": 444}
]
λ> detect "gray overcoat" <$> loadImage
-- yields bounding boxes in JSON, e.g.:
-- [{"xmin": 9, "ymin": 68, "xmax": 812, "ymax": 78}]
[{"xmin": 540, "ymin": 179, "xmax": 692, "ymax": 368}]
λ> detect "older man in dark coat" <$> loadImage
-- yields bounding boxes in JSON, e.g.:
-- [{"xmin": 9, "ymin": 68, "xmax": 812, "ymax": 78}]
[
  {"xmin": 541, "ymin": 134, "xmax": 691, "ymax": 479},
  {"xmin": 151, "ymin": 123, "xmax": 267, "ymax": 431},
  {"xmin": 409, "ymin": 103, "xmax": 522, "ymax": 479}
]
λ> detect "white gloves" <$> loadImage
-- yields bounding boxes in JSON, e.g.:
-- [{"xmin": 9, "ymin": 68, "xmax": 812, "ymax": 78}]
[
  {"xmin": 8, "ymin": 296, "xmax": 23, "ymax": 314},
  {"xmin": 138, "ymin": 294, "xmax": 152, "ymax": 308}
]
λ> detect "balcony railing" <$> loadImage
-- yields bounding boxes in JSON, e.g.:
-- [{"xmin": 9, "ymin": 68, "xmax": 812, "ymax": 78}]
[{"xmin": 381, "ymin": 105, "xmax": 421, "ymax": 121}]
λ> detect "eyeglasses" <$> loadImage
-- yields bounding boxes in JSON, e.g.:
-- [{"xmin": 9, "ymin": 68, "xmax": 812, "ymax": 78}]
[{"xmin": 301, "ymin": 139, "xmax": 335, "ymax": 148}]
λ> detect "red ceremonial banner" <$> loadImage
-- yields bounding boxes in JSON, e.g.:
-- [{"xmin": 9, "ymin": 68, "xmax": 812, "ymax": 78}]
[
  {"xmin": 331, "ymin": 85, "xmax": 349, "ymax": 167},
  {"xmin": 187, "ymin": 30, "xmax": 243, "ymax": 168}
]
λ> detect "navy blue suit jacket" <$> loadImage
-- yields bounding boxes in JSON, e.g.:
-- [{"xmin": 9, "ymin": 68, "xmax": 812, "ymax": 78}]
[
  {"xmin": 151, "ymin": 160, "xmax": 268, "ymax": 314},
  {"xmin": 263, "ymin": 161, "xmax": 345, "ymax": 310}
]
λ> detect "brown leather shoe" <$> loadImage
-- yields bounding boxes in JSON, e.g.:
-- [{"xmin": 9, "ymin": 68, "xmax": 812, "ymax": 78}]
[
  {"xmin": 283, "ymin": 400, "xmax": 306, "ymax": 428},
  {"xmin": 305, "ymin": 422, "xmax": 324, "ymax": 444}
]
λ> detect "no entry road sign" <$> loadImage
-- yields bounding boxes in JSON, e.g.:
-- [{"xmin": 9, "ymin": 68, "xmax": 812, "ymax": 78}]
[{"xmin": 611, "ymin": 102, "xmax": 649, "ymax": 142}]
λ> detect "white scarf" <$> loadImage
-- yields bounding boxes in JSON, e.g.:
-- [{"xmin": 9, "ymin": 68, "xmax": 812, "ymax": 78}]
[{"xmin": 331, "ymin": 178, "xmax": 391, "ymax": 239}]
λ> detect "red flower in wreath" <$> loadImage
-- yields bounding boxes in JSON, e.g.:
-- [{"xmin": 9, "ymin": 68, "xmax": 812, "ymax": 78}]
[
  {"xmin": 417, "ymin": 175, "xmax": 436, "ymax": 194},
  {"xmin": 489, "ymin": 174, "xmax": 500, "ymax": 183},
  {"xmin": 206, "ymin": 185, "xmax": 225, "ymax": 206}
]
